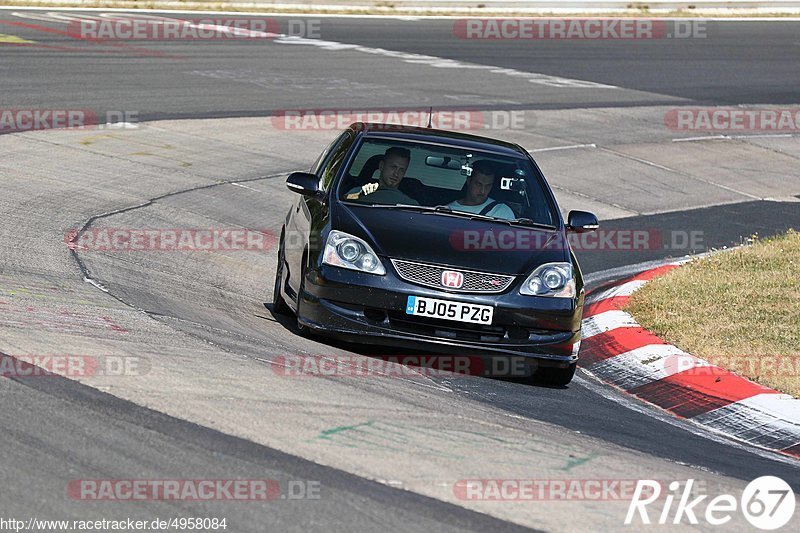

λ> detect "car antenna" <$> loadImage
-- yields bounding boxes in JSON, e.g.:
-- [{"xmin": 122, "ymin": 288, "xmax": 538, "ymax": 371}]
[{"xmin": 426, "ymin": 107, "xmax": 433, "ymax": 128}]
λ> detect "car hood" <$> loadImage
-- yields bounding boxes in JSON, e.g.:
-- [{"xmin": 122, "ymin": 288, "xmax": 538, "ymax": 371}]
[{"xmin": 335, "ymin": 204, "xmax": 569, "ymax": 276}]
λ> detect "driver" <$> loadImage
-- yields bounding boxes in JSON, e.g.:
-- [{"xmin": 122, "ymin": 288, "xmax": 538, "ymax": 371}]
[
  {"xmin": 448, "ymin": 160, "xmax": 514, "ymax": 220},
  {"xmin": 345, "ymin": 147, "xmax": 419, "ymax": 205}
]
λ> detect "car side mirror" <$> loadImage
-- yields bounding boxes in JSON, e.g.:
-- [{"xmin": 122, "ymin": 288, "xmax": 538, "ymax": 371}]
[
  {"xmin": 566, "ymin": 210, "xmax": 599, "ymax": 233},
  {"xmin": 286, "ymin": 172, "xmax": 323, "ymax": 198}
]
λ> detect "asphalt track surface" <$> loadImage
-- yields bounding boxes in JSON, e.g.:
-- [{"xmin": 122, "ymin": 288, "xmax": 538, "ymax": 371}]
[
  {"xmin": 2, "ymin": 10, "xmax": 800, "ymax": 532},
  {"xmin": 2, "ymin": 15, "xmax": 800, "ymax": 119}
]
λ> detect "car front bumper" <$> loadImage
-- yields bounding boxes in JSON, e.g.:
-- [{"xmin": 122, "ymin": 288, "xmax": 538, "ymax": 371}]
[{"xmin": 297, "ymin": 263, "xmax": 582, "ymax": 366}]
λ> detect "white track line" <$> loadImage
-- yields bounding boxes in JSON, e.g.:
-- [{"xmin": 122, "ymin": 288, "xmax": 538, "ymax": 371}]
[
  {"xmin": 529, "ymin": 143, "xmax": 597, "ymax": 153},
  {"xmin": 673, "ymin": 133, "xmax": 795, "ymax": 142},
  {"xmin": 12, "ymin": 10, "xmax": 621, "ymax": 89},
  {"xmin": 274, "ymin": 35, "xmax": 618, "ymax": 89}
]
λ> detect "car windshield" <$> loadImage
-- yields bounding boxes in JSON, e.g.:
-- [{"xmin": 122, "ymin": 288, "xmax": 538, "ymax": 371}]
[{"xmin": 338, "ymin": 138, "xmax": 557, "ymax": 227}]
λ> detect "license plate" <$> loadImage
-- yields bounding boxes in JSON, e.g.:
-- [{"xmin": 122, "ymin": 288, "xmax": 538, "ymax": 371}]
[{"xmin": 405, "ymin": 296, "xmax": 493, "ymax": 325}]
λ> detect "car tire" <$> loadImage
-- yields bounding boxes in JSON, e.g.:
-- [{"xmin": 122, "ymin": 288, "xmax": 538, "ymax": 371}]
[
  {"xmin": 536, "ymin": 362, "xmax": 576, "ymax": 386},
  {"xmin": 272, "ymin": 238, "xmax": 291, "ymax": 315}
]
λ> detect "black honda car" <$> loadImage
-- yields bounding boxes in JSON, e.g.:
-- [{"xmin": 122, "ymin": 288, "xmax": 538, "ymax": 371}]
[{"xmin": 273, "ymin": 123, "xmax": 598, "ymax": 385}]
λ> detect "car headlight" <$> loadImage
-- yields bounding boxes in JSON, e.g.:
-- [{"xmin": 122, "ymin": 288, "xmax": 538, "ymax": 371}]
[
  {"xmin": 520, "ymin": 263, "xmax": 575, "ymax": 298},
  {"xmin": 323, "ymin": 230, "xmax": 386, "ymax": 275}
]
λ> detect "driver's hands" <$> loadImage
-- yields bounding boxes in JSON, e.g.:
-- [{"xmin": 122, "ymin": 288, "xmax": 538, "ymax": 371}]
[{"xmin": 361, "ymin": 182, "xmax": 379, "ymax": 196}]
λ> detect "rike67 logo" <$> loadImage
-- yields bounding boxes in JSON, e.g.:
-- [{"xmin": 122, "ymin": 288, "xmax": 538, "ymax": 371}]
[{"xmin": 626, "ymin": 477, "xmax": 796, "ymax": 530}]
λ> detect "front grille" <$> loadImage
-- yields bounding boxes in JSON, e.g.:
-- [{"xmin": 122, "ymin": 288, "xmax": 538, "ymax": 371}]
[
  {"xmin": 388, "ymin": 312, "xmax": 506, "ymax": 342},
  {"xmin": 391, "ymin": 259, "xmax": 514, "ymax": 293},
  {"xmin": 387, "ymin": 311, "xmax": 566, "ymax": 343}
]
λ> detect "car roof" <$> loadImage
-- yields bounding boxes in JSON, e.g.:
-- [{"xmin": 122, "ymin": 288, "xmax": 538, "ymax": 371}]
[{"xmin": 348, "ymin": 122, "xmax": 528, "ymax": 158}]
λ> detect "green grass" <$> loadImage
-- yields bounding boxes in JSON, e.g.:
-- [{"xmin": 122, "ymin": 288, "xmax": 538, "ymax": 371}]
[{"xmin": 625, "ymin": 230, "xmax": 800, "ymax": 397}]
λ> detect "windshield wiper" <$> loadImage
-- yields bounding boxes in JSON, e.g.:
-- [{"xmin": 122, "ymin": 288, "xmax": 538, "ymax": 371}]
[
  {"xmin": 510, "ymin": 218, "xmax": 556, "ymax": 230},
  {"xmin": 435, "ymin": 211, "xmax": 556, "ymax": 229},
  {"xmin": 365, "ymin": 204, "xmax": 441, "ymax": 212},
  {"xmin": 366, "ymin": 204, "xmax": 465, "ymax": 214},
  {"xmin": 363, "ymin": 204, "xmax": 555, "ymax": 228},
  {"xmin": 430, "ymin": 209, "xmax": 517, "ymax": 225}
]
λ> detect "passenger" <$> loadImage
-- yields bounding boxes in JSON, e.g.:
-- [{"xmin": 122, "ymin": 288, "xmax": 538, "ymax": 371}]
[
  {"xmin": 448, "ymin": 160, "xmax": 514, "ymax": 219},
  {"xmin": 345, "ymin": 147, "xmax": 419, "ymax": 205}
]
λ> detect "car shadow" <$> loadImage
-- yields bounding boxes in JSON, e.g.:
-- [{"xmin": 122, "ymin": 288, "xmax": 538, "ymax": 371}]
[{"xmin": 261, "ymin": 302, "xmax": 569, "ymax": 389}]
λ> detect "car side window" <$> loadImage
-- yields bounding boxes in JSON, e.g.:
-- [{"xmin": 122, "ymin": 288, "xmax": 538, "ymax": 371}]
[
  {"xmin": 318, "ymin": 131, "xmax": 355, "ymax": 192},
  {"xmin": 309, "ymin": 131, "xmax": 347, "ymax": 176}
]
